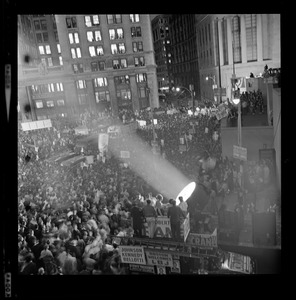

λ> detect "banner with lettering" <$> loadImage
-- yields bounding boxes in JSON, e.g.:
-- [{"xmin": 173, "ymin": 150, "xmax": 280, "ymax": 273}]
[
  {"xmin": 153, "ymin": 216, "xmax": 172, "ymax": 238},
  {"xmin": 129, "ymin": 264, "xmax": 155, "ymax": 274},
  {"xmin": 145, "ymin": 250, "xmax": 174, "ymax": 267},
  {"xmin": 187, "ymin": 228, "xmax": 217, "ymax": 249},
  {"xmin": 98, "ymin": 133, "xmax": 109, "ymax": 154},
  {"xmin": 118, "ymin": 246, "xmax": 146, "ymax": 265},
  {"xmin": 181, "ymin": 213, "xmax": 190, "ymax": 242}
]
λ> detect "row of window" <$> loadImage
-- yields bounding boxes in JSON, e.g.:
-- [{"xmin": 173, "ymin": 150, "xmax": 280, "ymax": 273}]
[
  {"xmin": 69, "ymin": 41, "xmax": 143, "ymax": 59},
  {"xmin": 34, "ymin": 85, "xmax": 147, "ymax": 108},
  {"xmin": 68, "ymin": 27, "xmax": 141, "ymax": 46},
  {"xmin": 31, "ymin": 83, "xmax": 64, "ymax": 94},
  {"xmin": 65, "ymin": 14, "xmax": 140, "ymax": 29},
  {"xmin": 88, "ymin": 56, "xmax": 145, "ymax": 72},
  {"xmin": 76, "ymin": 73, "xmax": 148, "ymax": 90}
]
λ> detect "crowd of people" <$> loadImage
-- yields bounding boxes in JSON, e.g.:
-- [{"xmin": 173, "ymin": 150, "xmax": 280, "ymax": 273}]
[{"xmin": 17, "ymin": 98, "xmax": 276, "ymax": 275}]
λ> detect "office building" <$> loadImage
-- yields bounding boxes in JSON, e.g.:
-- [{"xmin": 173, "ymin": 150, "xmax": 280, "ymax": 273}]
[{"xmin": 18, "ymin": 14, "xmax": 159, "ymax": 121}]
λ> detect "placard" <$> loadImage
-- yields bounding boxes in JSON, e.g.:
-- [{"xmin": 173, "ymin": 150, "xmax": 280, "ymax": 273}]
[
  {"xmin": 129, "ymin": 264, "xmax": 155, "ymax": 274},
  {"xmin": 171, "ymin": 260, "xmax": 181, "ymax": 273},
  {"xmin": 187, "ymin": 228, "xmax": 217, "ymax": 249},
  {"xmin": 145, "ymin": 250, "xmax": 173, "ymax": 267},
  {"xmin": 157, "ymin": 266, "xmax": 166, "ymax": 275},
  {"xmin": 118, "ymin": 246, "xmax": 146, "ymax": 265}
]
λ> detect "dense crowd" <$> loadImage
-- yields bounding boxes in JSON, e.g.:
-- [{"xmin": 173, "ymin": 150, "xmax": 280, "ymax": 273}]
[{"xmin": 17, "ymin": 100, "xmax": 275, "ymax": 275}]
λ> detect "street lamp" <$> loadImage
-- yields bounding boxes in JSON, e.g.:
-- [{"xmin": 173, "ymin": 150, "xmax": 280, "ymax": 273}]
[
  {"xmin": 175, "ymin": 85, "xmax": 195, "ymax": 113},
  {"xmin": 232, "ymin": 96, "xmax": 242, "ymax": 147},
  {"xmin": 206, "ymin": 76, "xmax": 217, "ymax": 103}
]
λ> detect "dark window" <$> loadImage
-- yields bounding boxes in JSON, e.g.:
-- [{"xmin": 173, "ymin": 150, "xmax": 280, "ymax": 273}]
[
  {"xmin": 40, "ymin": 20, "xmax": 47, "ymax": 30},
  {"xmin": 42, "ymin": 32, "xmax": 49, "ymax": 42},
  {"xmin": 66, "ymin": 16, "xmax": 77, "ymax": 28},
  {"xmin": 91, "ymin": 62, "xmax": 98, "ymax": 72},
  {"xmin": 34, "ymin": 20, "xmax": 41, "ymax": 31},
  {"xmin": 98, "ymin": 61, "xmax": 105, "ymax": 70},
  {"xmin": 36, "ymin": 33, "xmax": 43, "ymax": 43}
]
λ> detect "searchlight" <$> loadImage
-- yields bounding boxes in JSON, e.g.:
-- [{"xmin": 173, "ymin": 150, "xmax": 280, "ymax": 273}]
[{"xmin": 176, "ymin": 182, "xmax": 196, "ymax": 205}]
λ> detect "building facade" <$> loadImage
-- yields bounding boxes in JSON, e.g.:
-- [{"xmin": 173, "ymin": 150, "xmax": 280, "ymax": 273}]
[
  {"xmin": 196, "ymin": 14, "xmax": 281, "ymax": 103},
  {"xmin": 18, "ymin": 14, "xmax": 159, "ymax": 121},
  {"xmin": 169, "ymin": 14, "xmax": 200, "ymax": 98},
  {"xmin": 151, "ymin": 14, "xmax": 172, "ymax": 91}
]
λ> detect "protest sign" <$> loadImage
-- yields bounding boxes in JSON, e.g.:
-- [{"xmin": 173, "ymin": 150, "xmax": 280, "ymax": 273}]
[
  {"xmin": 129, "ymin": 264, "xmax": 155, "ymax": 274},
  {"xmin": 157, "ymin": 266, "xmax": 166, "ymax": 275},
  {"xmin": 171, "ymin": 260, "xmax": 181, "ymax": 274},
  {"xmin": 98, "ymin": 133, "xmax": 109, "ymax": 154},
  {"xmin": 181, "ymin": 213, "xmax": 190, "ymax": 242},
  {"xmin": 145, "ymin": 250, "xmax": 173, "ymax": 267},
  {"xmin": 154, "ymin": 217, "xmax": 172, "ymax": 238},
  {"xmin": 187, "ymin": 228, "xmax": 217, "ymax": 249},
  {"xmin": 118, "ymin": 246, "xmax": 146, "ymax": 265}
]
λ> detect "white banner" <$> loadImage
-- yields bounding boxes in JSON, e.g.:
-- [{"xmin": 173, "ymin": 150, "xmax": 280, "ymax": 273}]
[
  {"xmin": 187, "ymin": 228, "xmax": 218, "ymax": 249},
  {"xmin": 119, "ymin": 246, "xmax": 146, "ymax": 265},
  {"xmin": 145, "ymin": 250, "xmax": 173, "ymax": 268},
  {"xmin": 21, "ymin": 119, "xmax": 52, "ymax": 131},
  {"xmin": 98, "ymin": 133, "xmax": 109, "ymax": 154}
]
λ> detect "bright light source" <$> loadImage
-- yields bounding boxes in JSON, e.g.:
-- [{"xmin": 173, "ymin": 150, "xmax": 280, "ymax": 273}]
[
  {"xmin": 206, "ymin": 76, "xmax": 209, "ymax": 81},
  {"xmin": 188, "ymin": 110, "xmax": 193, "ymax": 116},
  {"xmin": 176, "ymin": 182, "xmax": 196, "ymax": 205},
  {"xmin": 176, "ymin": 87, "xmax": 180, "ymax": 92},
  {"xmin": 233, "ymin": 98, "xmax": 240, "ymax": 105},
  {"xmin": 153, "ymin": 119, "xmax": 157, "ymax": 125}
]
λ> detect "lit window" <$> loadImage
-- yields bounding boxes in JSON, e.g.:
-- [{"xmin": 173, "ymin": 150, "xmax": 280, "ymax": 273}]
[
  {"xmin": 57, "ymin": 44, "xmax": 61, "ymax": 53},
  {"xmin": 87, "ymin": 31, "xmax": 94, "ymax": 42},
  {"xmin": 136, "ymin": 73, "xmax": 147, "ymax": 82},
  {"xmin": 111, "ymin": 44, "xmax": 117, "ymax": 54},
  {"xmin": 118, "ymin": 43, "xmax": 125, "ymax": 54},
  {"xmin": 95, "ymin": 91, "xmax": 110, "ymax": 102},
  {"xmin": 76, "ymin": 80, "xmax": 86, "ymax": 89},
  {"xmin": 76, "ymin": 48, "xmax": 81, "ymax": 58},
  {"xmin": 93, "ymin": 15, "xmax": 99, "ymax": 25},
  {"xmin": 96, "ymin": 46, "xmax": 103, "ymax": 56},
  {"xmin": 48, "ymin": 83, "xmax": 55, "ymax": 92},
  {"xmin": 85, "ymin": 16, "xmax": 92, "ymax": 27},
  {"xmin": 109, "ymin": 29, "xmax": 115, "ymax": 40},
  {"xmin": 35, "ymin": 100, "xmax": 43, "ymax": 108},
  {"xmin": 89, "ymin": 46, "xmax": 96, "ymax": 57},
  {"xmin": 57, "ymin": 99, "xmax": 65, "ymax": 106},
  {"xmin": 113, "ymin": 59, "xmax": 119, "ymax": 69},
  {"xmin": 38, "ymin": 45, "xmax": 45, "ymax": 55},
  {"xmin": 120, "ymin": 59, "xmax": 127, "ymax": 68},
  {"xmin": 94, "ymin": 77, "xmax": 108, "ymax": 87},
  {"xmin": 59, "ymin": 56, "xmax": 63, "ymax": 65},
  {"xmin": 71, "ymin": 48, "xmax": 76, "ymax": 59},
  {"xmin": 130, "ymin": 14, "xmax": 140, "ymax": 23},
  {"xmin": 117, "ymin": 28, "xmax": 124, "ymax": 39},
  {"xmin": 95, "ymin": 30, "xmax": 101, "ymax": 41},
  {"xmin": 74, "ymin": 33, "xmax": 80, "ymax": 43},
  {"xmin": 45, "ymin": 45, "xmax": 51, "ymax": 54},
  {"xmin": 107, "ymin": 15, "xmax": 114, "ymax": 24},
  {"xmin": 46, "ymin": 100, "xmax": 54, "ymax": 107},
  {"xmin": 47, "ymin": 57, "xmax": 53, "ymax": 67}
]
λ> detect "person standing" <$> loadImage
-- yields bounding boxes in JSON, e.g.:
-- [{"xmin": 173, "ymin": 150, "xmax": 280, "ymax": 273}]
[
  {"xmin": 130, "ymin": 201, "xmax": 144, "ymax": 237},
  {"xmin": 178, "ymin": 196, "xmax": 188, "ymax": 216},
  {"xmin": 142, "ymin": 199, "xmax": 157, "ymax": 238},
  {"xmin": 167, "ymin": 200, "xmax": 186, "ymax": 241}
]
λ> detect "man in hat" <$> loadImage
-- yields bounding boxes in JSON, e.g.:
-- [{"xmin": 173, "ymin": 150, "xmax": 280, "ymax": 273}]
[{"xmin": 130, "ymin": 201, "xmax": 144, "ymax": 237}]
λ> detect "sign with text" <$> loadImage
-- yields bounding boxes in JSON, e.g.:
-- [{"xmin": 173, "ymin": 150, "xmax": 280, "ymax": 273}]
[
  {"xmin": 233, "ymin": 145, "xmax": 247, "ymax": 161},
  {"xmin": 129, "ymin": 264, "xmax": 155, "ymax": 274},
  {"xmin": 171, "ymin": 260, "xmax": 181, "ymax": 274},
  {"xmin": 98, "ymin": 133, "xmax": 109, "ymax": 154},
  {"xmin": 187, "ymin": 228, "xmax": 218, "ymax": 249},
  {"xmin": 145, "ymin": 250, "xmax": 174, "ymax": 267},
  {"xmin": 21, "ymin": 119, "xmax": 52, "ymax": 131},
  {"xmin": 157, "ymin": 266, "xmax": 166, "ymax": 275},
  {"xmin": 154, "ymin": 216, "xmax": 172, "ymax": 238},
  {"xmin": 119, "ymin": 246, "xmax": 146, "ymax": 265},
  {"xmin": 120, "ymin": 150, "xmax": 130, "ymax": 159}
]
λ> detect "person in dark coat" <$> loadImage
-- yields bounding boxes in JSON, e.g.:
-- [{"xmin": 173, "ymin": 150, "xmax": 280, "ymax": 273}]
[
  {"xmin": 130, "ymin": 201, "xmax": 144, "ymax": 237},
  {"xmin": 167, "ymin": 200, "xmax": 186, "ymax": 241}
]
